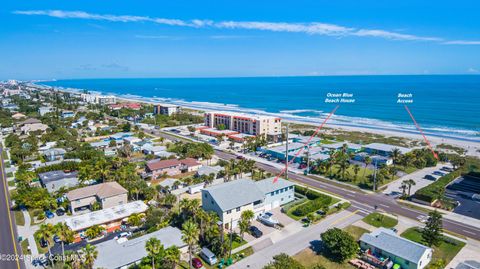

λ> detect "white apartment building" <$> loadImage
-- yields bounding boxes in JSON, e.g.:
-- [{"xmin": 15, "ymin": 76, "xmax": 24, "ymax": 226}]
[
  {"xmin": 81, "ymin": 93, "xmax": 116, "ymax": 105},
  {"xmin": 204, "ymin": 111, "xmax": 281, "ymax": 137}
]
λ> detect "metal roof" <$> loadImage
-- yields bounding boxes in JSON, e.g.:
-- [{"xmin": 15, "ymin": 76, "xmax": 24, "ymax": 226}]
[
  {"xmin": 360, "ymin": 228, "xmax": 432, "ymax": 264},
  {"xmin": 203, "ymin": 179, "xmax": 264, "ymax": 211}
]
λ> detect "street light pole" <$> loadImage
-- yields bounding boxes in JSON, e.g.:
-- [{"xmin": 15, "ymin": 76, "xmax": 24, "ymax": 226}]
[{"xmin": 285, "ymin": 123, "xmax": 289, "ymax": 180}]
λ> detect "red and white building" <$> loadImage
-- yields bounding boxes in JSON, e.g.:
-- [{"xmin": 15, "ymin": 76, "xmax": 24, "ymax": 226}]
[{"xmin": 146, "ymin": 158, "xmax": 202, "ymax": 178}]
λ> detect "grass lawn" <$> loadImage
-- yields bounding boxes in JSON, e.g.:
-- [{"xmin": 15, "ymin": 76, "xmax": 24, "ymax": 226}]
[
  {"xmin": 8, "ymin": 180, "xmax": 15, "ymax": 187},
  {"xmin": 294, "ymin": 248, "xmax": 355, "ymax": 269},
  {"xmin": 363, "ymin": 212, "xmax": 398, "ymax": 228},
  {"xmin": 21, "ymin": 239, "xmax": 30, "ymax": 255},
  {"xmin": 401, "ymin": 228, "xmax": 465, "ymax": 265},
  {"xmin": 14, "ymin": 210, "xmax": 25, "ymax": 226},
  {"xmin": 343, "ymin": 225, "xmax": 369, "ymax": 241},
  {"xmin": 286, "ymin": 192, "xmax": 340, "ymax": 221},
  {"xmin": 230, "ymin": 233, "xmax": 247, "ymax": 249},
  {"xmin": 6, "ymin": 172, "xmax": 13, "ymax": 178}
]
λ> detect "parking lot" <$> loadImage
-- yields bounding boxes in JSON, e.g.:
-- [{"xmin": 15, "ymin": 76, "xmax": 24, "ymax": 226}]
[
  {"xmin": 240, "ymin": 207, "xmax": 297, "ymax": 242},
  {"xmin": 383, "ymin": 163, "xmax": 453, "ymax": 197}
]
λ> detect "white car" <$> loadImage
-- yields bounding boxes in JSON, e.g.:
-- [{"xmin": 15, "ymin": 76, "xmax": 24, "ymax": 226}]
[
  {"xmin": 115, "ymin": 232, "xmax": 132, "ymax": 240},
  {"xmin": 417, "ymin": 215, "xmax": 428, "ymax": 223},
  {"xmin": 258, "ymin": 212, "xmax": 279, "ymax": 227}
]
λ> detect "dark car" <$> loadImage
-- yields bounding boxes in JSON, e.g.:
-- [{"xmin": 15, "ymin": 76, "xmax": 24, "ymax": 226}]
[
  {"xmin": 249, "ymin": 226, "xmax": 263, "ymax": 238},
  {"xmin": 40, "ymin": 238, "xmax": 48, "ymax": 248},
  {"xmin": 56, "ymin": 208, "xmax": 65, "ymax": 216},
  {"xmin": 45, "ymin": 210, "xmax": 55, "ymax": 219},
  {"xmin": 191, "ymin": 257, "xmax": 203, "ymax": 269},
  {"xmin": 424, "ymin": 175, "xmax": 437, "ymax": 181}
]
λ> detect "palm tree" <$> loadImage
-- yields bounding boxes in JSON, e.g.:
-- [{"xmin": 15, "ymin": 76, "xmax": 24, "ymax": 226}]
[
  {"xmin": 239, "ymin": 210, "xmax": 255, "ymax": 240},
  {"xmin": 328, "ymin": 149, "xmax": 336, "ymax": 177},
  {"xmin": 82, "ymin": 244, "xmax": 98, "ymax": 269},
  {"xmin": 54, "ymin": 223, "xmax": 74, "ymax": 264},
  {"xmin": 353, "ymin": 164, "xmax": 361, "ymax": 182},
  {"xmin": 406, "ymin": 179, "xmax": 416, "ymax": 196},
  {"xmin": 391, "ymin": 148, "xmax": 402, "ymax": 171},
  {"xmin": 127, "ymin": 213, "xmax": 142, "ymax": 227},
  {"xmin": 164, "ymin": 246, "xmax": 181, "ymax": 268},
  {"xmin": 363, "ymin": 156, "xmax": 371, "ymax": 178},
  {"xmin": 182, "ymin": 220, "xmax": 200, "ymax": 269},
  {"xmin": 145, "ymin": 237, "xmax": 163, "ymax": 269},
  {"xmin": 400, "ymin": 180, "xmax": 408, "ymax": 197},
  {"xmin": 36, "ymin": 224, "xmax": 55, "ymax": 262}
]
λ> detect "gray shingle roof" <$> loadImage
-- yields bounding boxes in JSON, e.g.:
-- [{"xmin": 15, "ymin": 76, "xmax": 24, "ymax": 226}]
[
  {"xmin": 360, "ymin": 228, "xmax": 431, "ymax": 264},
  {"xmin": 203, "ymin": 179, "xmax": 264, "ymax": 211}
]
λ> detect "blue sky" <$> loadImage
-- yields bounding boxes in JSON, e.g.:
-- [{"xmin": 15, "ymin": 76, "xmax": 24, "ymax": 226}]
[{"xmin": 1, "ymin": 0, "xmax": 480, "ymax": 80}]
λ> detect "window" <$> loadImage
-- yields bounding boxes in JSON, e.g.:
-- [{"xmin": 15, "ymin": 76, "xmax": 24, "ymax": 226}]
[
  {"xmin": 271, "ymin": 191, "xmax": 275, "ymax": 196},
  {"xmin": 275, "ymin": 190, "xmax": 279, "ymax": 195},
  {"xmin": 204, "ymin": 193, "xmax": 207, "ymax": 198},
  {"xmin": 236, "ymin": 207, "xmax": 241, "ymax": 212},
  {"xmin": 227, "ymin": 210, "xmax": 231, "ymax": 214}
]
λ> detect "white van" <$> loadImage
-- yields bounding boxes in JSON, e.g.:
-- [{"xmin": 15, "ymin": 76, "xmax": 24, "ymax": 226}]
[{"xmin": 200, "ymin": 247, "xmax": 217, "ymax": 265}]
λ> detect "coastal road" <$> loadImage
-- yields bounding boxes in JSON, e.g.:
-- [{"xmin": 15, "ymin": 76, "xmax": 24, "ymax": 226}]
[
  {"xmin": 0, "ymin": 148, "xmax": 26, "ymax": 269},
  {"xmin": 214, "ymin": 149, "xmax": 480, "ymax": 241}
]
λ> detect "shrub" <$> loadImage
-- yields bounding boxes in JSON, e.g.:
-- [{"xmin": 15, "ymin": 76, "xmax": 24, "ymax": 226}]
[{"xmin": 292, "ymin": 195, "xmax": 332, "ymax": 217}]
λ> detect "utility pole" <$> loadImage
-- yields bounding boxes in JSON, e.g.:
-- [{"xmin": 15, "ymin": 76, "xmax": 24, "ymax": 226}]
[
  {"xmin": 285, "ymin": 123, "xmax": 289, "ymax": 180},
  {"xmin": 306, "ymin": 145, "xmax": 310, "ymax": 174}
]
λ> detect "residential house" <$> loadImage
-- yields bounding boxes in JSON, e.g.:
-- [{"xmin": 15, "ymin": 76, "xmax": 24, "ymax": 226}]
[
  {"xmin": 359, "ymin": 228, "xmax": 433, "ymax": 269},
  {"xmin": 38, "ymin": 106, "xmax": 54, "ymax": 116},
  {"xmin": 94, "ymin": 226, "xmax": 187, "ymax": 269},
  {"xmin": 61, "ymin": 110, "xmax": 75, "ymax": 119},
  {"xmin": 42, "ymin": 148, "xmax": 66, "ymax": 161},
  {"xmin": 17, "ymin": 118, "xmax": 48, "ymax": 134},
  {"xmin": 363, "ymin": 143, "xmax": 412, "ymax": 157},
  {"xmin": 38, "ymin": 170, "xmax": 79, "ymax": 193},
  {"xmin": 64, "ymin": 201, "xmax": 148, "ymax": 242},
  {"xmin": 66, "ymin": 182, "xmax": 128, "ymax": 214},
  {"xmin": 146, "ymin": 158, "xmax": 202, "ymax": 178},
  {"xmin": 11, "ymin": 112, "xmax": 26, "ymax": 120},
  {"xmin": 202, "ymin": 177, "xmax": 295, "ymax": 229},
  {"xmin": 196, "ymin": 165, "xmax": 223, "ymax": 178}
]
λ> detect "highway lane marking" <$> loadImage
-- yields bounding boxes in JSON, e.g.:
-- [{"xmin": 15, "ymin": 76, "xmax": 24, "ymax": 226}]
[
  {"xmin": 345, "ymin": 193, "xmax": 356, "ymax": 197},
  {"xmin": 379, "ymin": 203, "xmax": 390, "ymax": 208},
  {"xmin": 0, "ymin": 150, "xmax": 21, "ymax": 269}
]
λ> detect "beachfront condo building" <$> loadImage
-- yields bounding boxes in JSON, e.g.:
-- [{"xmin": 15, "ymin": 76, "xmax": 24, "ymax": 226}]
[
  {"xmin": 153, "ymin": 103, "xmax": 180, "ymax": 116},
  {"xmin": 204, "ymin": 111, "xmax": 282, "ymax": 137}
]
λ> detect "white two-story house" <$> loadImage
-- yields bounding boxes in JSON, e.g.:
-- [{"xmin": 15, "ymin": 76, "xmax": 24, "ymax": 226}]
[{"xmin": 201, "ymin": 177, "xmax": 294, "ymax": 229}]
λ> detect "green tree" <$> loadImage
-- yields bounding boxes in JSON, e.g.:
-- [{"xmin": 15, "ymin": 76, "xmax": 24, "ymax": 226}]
[
  {"xmin": 164, "ymin": 246, "xmax": 181, "ymax": 269},
  {"xmin": 320, "ymin": 228, "xmax": 358, "ymax": 262},
  {"xmin": 81, "ymin": 244, "xmax": 98, "ymax": 269},
  {"xmin": 238, "ymin": 210, "xmax": 255, "ymax": 240},
  {"xmin": 263, "ymin": 253, "xmax": 305, "ymax": 269},
  {"xmin": 54, "ymin": 222, "xmax": 74, "ymax": 264},
  {"xmin": 422, "ymin": 210, "xmax": 443, "ymax": 247},
  {"xmin": 128, "ymin": 213, "xmax": 143, "ymax": 227},
  {"xmin": 145, "ymin": 237, "xmax": 164, "ymax": 269},
  {"xmin": 182, "ymin": 220, "xmax": 200, "ymax": 269},
  {"xmin": 36, "ymin": 224, "xmax": 55, "ymax": 262},
  {"xmin": 85, "ymin": 225, "xmax": 105, "ymax": 240},
  {"xmin": 406, "ymin": 179, "xmax": 416, "ymax": 196}
]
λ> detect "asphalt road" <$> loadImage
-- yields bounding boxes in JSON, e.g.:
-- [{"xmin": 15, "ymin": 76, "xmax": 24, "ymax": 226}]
[
  {"xmin": 0, "ymin": 148, "xmax": 26, "ymax": 269},
  {"xmin": 214, "ymin": 149, "xmax": 480, "ymax": 241},
  {"xmin": 139, "ymin": 121, "xmax": 480, "ymax": 240}
]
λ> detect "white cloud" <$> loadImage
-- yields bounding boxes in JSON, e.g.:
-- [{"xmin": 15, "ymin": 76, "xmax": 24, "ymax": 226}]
[
  {"xmin": 12, "ymin": 10, "xmax": 480, "ymax": 44},
  {"xmin": 443, "ymin": 40, "xmax": 480, "ymax": 45}
]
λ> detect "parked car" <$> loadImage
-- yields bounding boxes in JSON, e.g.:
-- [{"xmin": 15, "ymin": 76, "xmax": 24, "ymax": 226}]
[
  {"xmin": 441, "ymin": 166, "xmax": 454, "ymax": 172},
  {"xmin": 53, "ymin": 235, "xmax": 61, "ymax": 244},
  {"xmin": 249, "ymin": 226, "xmax": 263, "ymax": 238},
  {"xmin": 433, "ymin": 171, "xmax": 446, "ymax": 176},
  {"xmin": 191, "ymin": 257, "xmax": 203, "ymax": 269},
  {"xmin": 40, "ymin": 238, "xmax": 48, "ymax": 248},
  {"xmin": 424, "ymin": 175, "xmax": 438, "ymax": 181},
  {"xmin": 115, "ymin": 232, "xmax": 132, "ymax": 240},
  {"xmin": 45, "ymin": 210, "xmax": 55, "ymax": 219},
  {"xmin": 258, "ymin": 212, "xmax": 279, "ymax": 227},
  {"xmin": 56, "ymin": 207, "xmax": 65, "ymax": 216},
  {"xmin": 199, "ymin": 247, "xmax": 217, "ymax": 265}
]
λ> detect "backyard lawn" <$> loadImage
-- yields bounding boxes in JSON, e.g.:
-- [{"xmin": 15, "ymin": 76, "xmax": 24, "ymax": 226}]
[
  {"xmin": 343, "ymin": 225, "xmax": 369, "ymax": 241},
  {"xmin": 363, "ymin": 212, "xmax": 398, "ymax": 228},
  {"xmin": 21, "ymin": 239, "xmax": 30, "ymax": 255},
  {"xmin": 294, "ymin": 248, "xmax": 355, "ymax": 269},
  {"xmin": 401, "ymin": 228, "xmax": 465, "ymax": 265}
]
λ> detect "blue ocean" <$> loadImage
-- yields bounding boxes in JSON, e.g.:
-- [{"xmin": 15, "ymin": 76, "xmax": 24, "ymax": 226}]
[{"xmin": 42, "ymin": 75, "xmax": 480, "ymax": 141}]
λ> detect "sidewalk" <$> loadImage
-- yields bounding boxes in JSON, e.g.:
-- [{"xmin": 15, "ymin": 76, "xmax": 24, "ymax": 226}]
[{"xmin": 17, "ymin": 209, "xmax": 40, "ymax": 268}]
